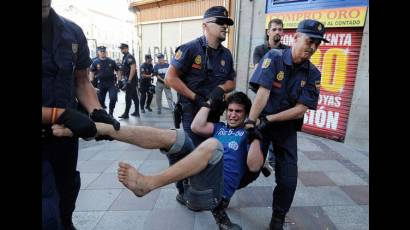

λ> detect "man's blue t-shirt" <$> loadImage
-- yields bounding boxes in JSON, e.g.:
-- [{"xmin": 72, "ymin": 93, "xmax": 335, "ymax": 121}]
[
  {"xmin": 153, "ymin": 63, "xmax": 169, "ymax": 83},
  {"xmin": 212, "ymin": 122, "xmax": 249, "ymax": 199}
]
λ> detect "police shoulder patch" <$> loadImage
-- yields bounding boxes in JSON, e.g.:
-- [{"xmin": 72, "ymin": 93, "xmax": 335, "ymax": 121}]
[
  {"xmin": 262, "ymin": 58, "xmax": 271, "ymax": 69},
  {"xmin": 72, "ymin": 43, "xmax": 78, "ymax": 54},
  {"xmin": 175, "ymin": 50, "xmax": 182, "ymax": 60},
  {"xmin": 128, "ymin": 58, "xmax": 133, "ymax": 63},
  {"xmin": 221, "ymin": 60, "xmax": 225, "ymax": 66},
  {"xmin": 194, "ymin": 55, "xmax": 201, "ymax": 65},
  {"xmin": 276, "ymin": 71, "xmax": 284, "ymax": 81}
]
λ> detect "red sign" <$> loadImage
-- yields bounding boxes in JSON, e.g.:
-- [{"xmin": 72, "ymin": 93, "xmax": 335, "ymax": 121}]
[{"xmin": 281, "ymin": 28, "xmax": 363, "ymax": 141}]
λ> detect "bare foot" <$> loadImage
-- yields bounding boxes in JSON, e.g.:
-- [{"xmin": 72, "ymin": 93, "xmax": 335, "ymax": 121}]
[{"xmin": 117, "ymin": 162, "xmax": 153, "ymax": 197}]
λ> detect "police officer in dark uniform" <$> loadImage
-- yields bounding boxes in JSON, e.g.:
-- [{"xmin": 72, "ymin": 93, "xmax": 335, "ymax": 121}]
[
  {"xmin": 42, "ymin": 1, "xmax": 121, "ymax": 229},
  {"xmin": 253, "ymin": 18, "xmax": 289, "ymax": 176},
  {"xmin": 118, "ymin": 43, "xmax": 140, "ymax": 118},
  {"xmin": 165, "ymin": 6, "xmax": 236, "ymax": 147},
  {"xmin": 245, "ymin": 19, "xmax": 329, "ymax": 230},
  {"xmin": 139, "ymin": 54, "xmax": 154, "ymax": 113},
  {"xmin": 90, "ymin": 46, "xmax": 120, "ymax": 116}
]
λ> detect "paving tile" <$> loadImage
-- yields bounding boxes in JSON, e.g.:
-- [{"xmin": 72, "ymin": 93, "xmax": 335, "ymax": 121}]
[
  {"xmin": 311, "ymin": 160, "xmax": 351, "ymax": 173},
  {"xmin": 340, "ymin": 185, "xmax": 369, "ymax": 205},
  {"xmin": 119, "ymin": 149, "xmax": 151, "ymax": 161},
  {"xmin": 287, "ymin": 206, "xmax": 338, "ymax": 230},
  {"xmin": 80, "ymin": 173, "xmax": 100, "ymax": 189},
  {"xmin": 86, "ymin": 173, "xmax": 124, "ymax": 189},
  {"xmin": 238, "ymin": 207, "xmax": 272, "ymax": 230},
  {"xmin": 138, "ymin": 160, "xmax": 170, "ymax": 175},
  {"xmin": 292, "ymin": 186, "xmax": 356, "ymax": 206},
  {"xmin": 322, "ymin": 205, "xmax": 369, "ymax": 230},
  {"xmin": 72, "ymin": 211, "xmax": 105, "ymax": 230},
  {"xmin": 235, "ymin": 186, "xmax": 273, "ymax": 208},
  {"xmin": 93, "ymin": 210, "xmax": 149, "ymax": 230},
  {"xmin": 90, "ymin": 149, "xmax": 124, "ymax": 161},
  {"xmin": 298, "ymin": 171, "xmax": 336, "ymax": 187},
  {"xmin": 326, "ymin": 171, "xmax": 368, "ymax": 186},
  {"xmin": 297, "ymin": 137, "xmax": 321, "ymax": 152},
  {"xmin": 109, "ymin": 188, "xmax": 160, "ymax": 211},
  {"xmin": 77, "ymin": 160, "xmax": 114, "ymax": 173},
  {"xmin": 143, "ymin": 208, "xmax": 195, "ymax": 230},
  {"xmin": 154, "ymin": 188, "xmax": 186, "ymax": 210},
  {"xmin": 75, "ymin": 189, "xmax": 122, "ymax": 211},
  {"xmin": 78, "ymin": 148, "xmax": 100, "ymax": 161},
  {"xmin": 103, "ymin": 160, "xmax": 143, "ymax": 173},
  {"xmin": 146, "ymin": 150, "xmax": 168, "ymax": 160},
  {"xmin": 303, "ymin": 150, "xmax": 343, "ymax": 160}
]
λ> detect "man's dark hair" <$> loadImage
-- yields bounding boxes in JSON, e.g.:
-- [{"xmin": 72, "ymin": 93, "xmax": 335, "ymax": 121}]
[
  {"xmin": 226, "ymin": 92, "xmax": 252, "ymax": 115},
  {"xmin": 268, "ymin": 18, "xmax": 284, "ymax": 30}
]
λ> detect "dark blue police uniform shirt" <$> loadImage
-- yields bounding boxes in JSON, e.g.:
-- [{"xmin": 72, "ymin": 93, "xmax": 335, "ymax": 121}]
[
  {"xmin": 170, "ymin": 36, "xmax": 236, "ymax": 103},
  {"xmin": 42, "ymin": 8, "xmax": 91, "ymax": 108},
  {"xmin": 91, "ymin": 58, "xmax": 118, "ymax": 83},
  {"xmin": 153, "ymin": 63, "xmax": 169, "ymax": 83},
  {"xmin": 249, "ymin": 48, "xmax": 321, "ymax": 115},
  {"xmin": 121, "ymin": 53, "xmax": 136, "ymax": 80},
  {"xmin": 140, "ymin": 62, "xmax": 154, "ymax": 83}
]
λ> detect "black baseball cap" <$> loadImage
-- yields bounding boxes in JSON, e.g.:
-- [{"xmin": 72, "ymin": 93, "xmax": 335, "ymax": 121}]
[
  {"xmin": 203, "ymin": 6, "xmax": 233, "ymax": 26},
  {"xmin": 157, "ymin": 53, "xmax": 164, "ymax": 59},
  {"xmin": 296, "ymin": 19, "xmax": 329, "ymax": 43},
  {"xmin": 96, "ymin": 46, "xmax": 106, "ymax": 52},
  {"xmin": 118, "ymin": 43, "xmax": 129, "ymax": 49},
  {"xmin": 145, "ymin": 54, "xmax": 152, "ymax": 59}
]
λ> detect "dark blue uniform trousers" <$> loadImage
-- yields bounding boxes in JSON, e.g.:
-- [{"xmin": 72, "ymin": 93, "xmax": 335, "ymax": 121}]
[
  {"xmin": 98, "ymin": 82, "xmax": 118, "ymax": 114},
  {"xmin": 42, "ymin": 137, "xmax": 81, "ymax": 229}
]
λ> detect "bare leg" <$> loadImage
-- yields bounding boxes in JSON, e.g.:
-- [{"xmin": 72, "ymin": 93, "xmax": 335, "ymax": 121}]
[
  {"xmin": 97, "ymin": 123, "xmax": 176, "ymax": 150},
  {"xmin": 117, "ymin": 138, "xmax": 220, "ymax": 197}
]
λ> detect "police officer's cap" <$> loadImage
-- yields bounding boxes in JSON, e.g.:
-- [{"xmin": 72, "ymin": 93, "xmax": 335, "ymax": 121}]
[
  {"xmin": 118, "ymin": 43, "xmax": 129, "ymax": 49},
  {"xmin": 157, "ymin": 53, "xmax": 164, "ymax": 59},
  {"xmin": 145, "ymin": 54, "xmax": 152, "ymax": 60},
  {"xmin": 203, "ymin": 6, "xmax": 234, "ymax": 26},
  {"xmin": 296, "ymin": 19, "xmax": 329, "ymax": 43},
  {"xmin": 97, "ymin": 46, "xmax": 106, "ymax": 52}
]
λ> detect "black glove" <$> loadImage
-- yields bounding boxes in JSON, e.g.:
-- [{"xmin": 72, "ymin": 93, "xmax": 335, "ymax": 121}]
[
  {"xmin": 56, "ymin": 108, "xmax": 97, "ymax": 139},
  {"xmin": 193, "ymin": 94, "xmax": 207, "ymax": 108},
  {"xmin": 90, "ymin": 109, "xmax": 121, "ymax": 141},
  {"xmin": 208, "ymin": 87, "xmax": 225, "ymax": 107},
  {"xmin": 244, "ymin": 120, "xmax": 262, "ymax": 144},
  {"xmin": 257, "ymin": 115, "xmax": 271, "ymax": 134}
]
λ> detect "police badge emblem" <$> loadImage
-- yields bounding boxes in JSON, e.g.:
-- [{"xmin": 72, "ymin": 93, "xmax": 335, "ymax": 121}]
[
  {"xmin": 221, "ymin": 60, "xmax": 225, "ymax": 66},
  {"xmin": 194, "ymin": 55, "xmax": 201, "ymax": 65},
  {"xmin": 97, "ymin": 64, "xmax": 101, "ymax": 70},
  {"xmin": 175, "ymin": 50, "xmax": 182, "ymax": 60},
  {"xmin": 262, "ymin": 58, "xmax": 271, "ymax": 69},
  {"xmin": 317, "ymin": 23, "xmax": 323, "ymax": 31},
  {"xmin": 276, "ymin": 71, "xmax": 284, "ymax": 81},
  {"xmin": 301, "ymin": 80, "xmax": 306, "ymax": 87},
  {"xmin": 72, "ymin": 43, "xmax": 78, "ymax": 54}
]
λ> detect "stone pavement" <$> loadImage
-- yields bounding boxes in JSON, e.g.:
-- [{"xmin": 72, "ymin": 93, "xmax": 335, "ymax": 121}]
[{"xmin": 73, "ymin": 91, "xmax": 369, "ymax": 230}]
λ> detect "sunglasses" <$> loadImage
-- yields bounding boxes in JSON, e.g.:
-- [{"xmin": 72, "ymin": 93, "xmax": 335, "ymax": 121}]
[{"xmin": 207, "ymin": 18, "xmax": 229, "ymax": 26}]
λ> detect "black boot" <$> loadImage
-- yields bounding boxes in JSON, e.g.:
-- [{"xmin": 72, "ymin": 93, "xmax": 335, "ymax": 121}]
[
  {"xmin": 146, "ymin": 106, "xmax": 152, "ymax": 112},
  {"xmin": 119, "ymin": 113, "xmax": 129, "ymax": 119},
  {"xmin": 269, "ymin": 214, "xmax": 285, "ymax": 230},
  {"xmin": 62, "ymin": 221, "xmax": 77, "ymax": 230},
  {"xmin": 211, "ymin": 206, "xmax": 242, "ymax": 230},
  {"xmin": 130, "ymin": 111, "xmax": 140, "ymax": 117}
]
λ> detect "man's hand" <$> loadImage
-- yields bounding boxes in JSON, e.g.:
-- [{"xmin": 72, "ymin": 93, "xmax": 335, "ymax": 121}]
[
  {"xmin": 90, "ymin": 109, "xmax": 120, "ymax": 141},
  {"xmin": 55, "ymin": 108, "xmax": 97, "ymax": 139},
  {"xmin": 257, "ymin": 115, "xmax": 271, "ymax": 134},
  {"xmin": 208, "ymin": 87, "xmax": 225, "ymax": 108},
  {"xmin": 244, "ymin": 119, "xmax": 263, "ymax": 144},
  {"xmin": 193, "ymin": 94, "xmax": 207, "ymax": 108}
]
